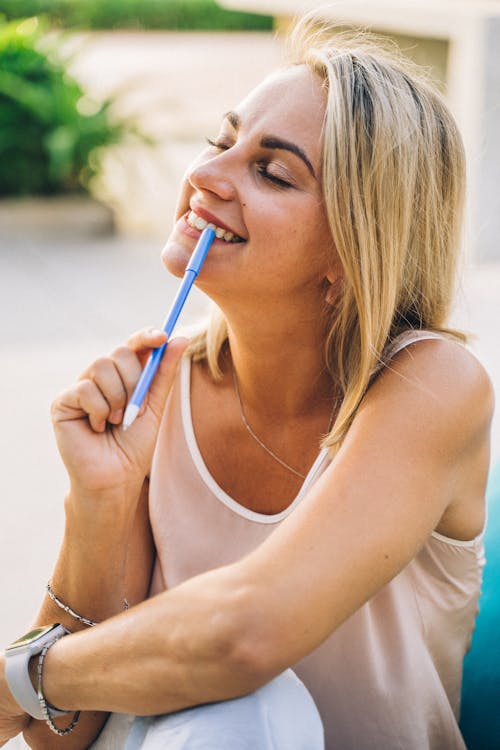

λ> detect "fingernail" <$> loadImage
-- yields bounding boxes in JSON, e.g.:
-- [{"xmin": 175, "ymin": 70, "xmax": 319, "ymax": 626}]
[
  {"xmin": 109, "ymin": 410, "xmax": 123, "ymax": 423},
  {"xmin": 148, "ymin": 329, "xmax": 164, "ymax": 337}
]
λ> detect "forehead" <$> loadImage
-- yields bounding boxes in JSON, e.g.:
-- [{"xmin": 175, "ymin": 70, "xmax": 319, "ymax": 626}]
[{"xmin": 232, "ymin": 65, "xmax": 326, "ymax": 164}]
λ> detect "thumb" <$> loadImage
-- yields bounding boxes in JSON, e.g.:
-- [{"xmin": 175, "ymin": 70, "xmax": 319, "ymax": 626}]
[{"xmin": 146, "ymin": 336, "xmax": 189, "ymax": 420}]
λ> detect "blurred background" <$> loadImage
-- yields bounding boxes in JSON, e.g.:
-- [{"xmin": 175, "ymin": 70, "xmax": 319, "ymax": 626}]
[{"xmin": 0, "ymin": 0, "xmax": 499, "ymax": 731}]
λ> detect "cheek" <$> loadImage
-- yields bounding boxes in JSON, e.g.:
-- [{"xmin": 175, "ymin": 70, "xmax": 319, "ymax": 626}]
[
  {"xmin": 301, "ymin": 202, "xmax": 335, "ymax": 258},
  {"xmin": 249, "ymin": 195, "xmax": 294, "ymax": 241},
  {"xmin": 251, "ymin": 197, "xmax": 329, "ymax": 255}
]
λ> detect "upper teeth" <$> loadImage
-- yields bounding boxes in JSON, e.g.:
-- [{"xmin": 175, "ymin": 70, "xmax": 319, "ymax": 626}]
[{"xmin": 187, "ymin": 210, "xmax": 242, "ymax": 243}]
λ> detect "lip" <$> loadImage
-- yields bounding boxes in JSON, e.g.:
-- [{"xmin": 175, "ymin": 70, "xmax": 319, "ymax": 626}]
[{"xmin": 189, "ymin": 203, "xmax": 246, "ymax": 240}]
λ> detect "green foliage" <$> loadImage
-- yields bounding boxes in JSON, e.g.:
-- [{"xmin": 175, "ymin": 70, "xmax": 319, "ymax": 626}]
[
  {"xmin": 0, "ymin": 0, "xmax": 273, "ymax": 31},
  {"xmin": 0, "ymin": 17, "xmax": 132, "ymax": 195}
]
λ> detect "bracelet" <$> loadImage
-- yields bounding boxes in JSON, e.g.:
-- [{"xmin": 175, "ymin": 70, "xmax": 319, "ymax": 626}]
[
  {"xmin": 47, "ymin": 581, "xmax": 130, "ymax": 627},
  {"xmin": 37, "ymin": 639, "xmax": 80, "ymax": 736},
  {"xmin": 47, "ymin": 581, "xmax": 98, "ymax": 627}
]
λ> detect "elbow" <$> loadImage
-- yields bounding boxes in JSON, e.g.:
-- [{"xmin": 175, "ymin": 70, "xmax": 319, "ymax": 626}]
[
  {"xmin": 228, "ymin": 636, "xmax": 283, "ymax": 693},
  {"xmin": 154, "ymin": 567, "xmax": 296, "ymax": 705},
  {"xmin": 219, "ymin": 584, "xmax": 289, "ymax": 691}
]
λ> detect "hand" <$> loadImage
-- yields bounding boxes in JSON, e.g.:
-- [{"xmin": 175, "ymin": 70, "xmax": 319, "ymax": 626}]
[
  {"xmin": 51, "ymin": 330, "xmax": 188, "ymax": 495},
  {"xmin": 0, "ymin": 654, "xmax": 29, "ymax": 747}
]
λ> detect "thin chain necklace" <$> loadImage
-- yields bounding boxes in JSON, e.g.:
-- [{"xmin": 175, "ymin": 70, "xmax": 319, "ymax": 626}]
[{"xmin": 232, "ymin": 367, "xmax": 337, "ymax": 480}]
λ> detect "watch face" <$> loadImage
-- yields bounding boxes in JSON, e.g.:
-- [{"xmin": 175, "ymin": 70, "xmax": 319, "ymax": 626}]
[{"xmin": 6, "ymin": 624, "xmax": 59, "ymax": 651}]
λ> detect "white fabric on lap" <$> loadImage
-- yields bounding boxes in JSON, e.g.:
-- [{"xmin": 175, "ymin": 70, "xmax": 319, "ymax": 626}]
[{"xmin": 124, "ymin": 670, "xmax": 324, "ymax": 750}]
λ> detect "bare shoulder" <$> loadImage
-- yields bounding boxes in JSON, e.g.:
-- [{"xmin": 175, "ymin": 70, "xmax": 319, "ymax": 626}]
[
  {"xmin": 359, "ymin": 336, "xmax": 494, "ymax": 540},
  {"xmin": 374, "ymin": 337, "xmax": 494, "ymax": 437}
]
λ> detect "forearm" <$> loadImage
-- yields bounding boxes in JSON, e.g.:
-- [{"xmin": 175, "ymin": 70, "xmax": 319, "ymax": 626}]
[
  {"xmin": 22, "ymin": 482, "xmax": 149, "ymax": 749},
  {"xmin": 10, "ymin": 333, "xmax": 187, "ymax": 748},
  {"xmin": 41, "ymin": 564, "xmax": 265, "ymax": 718},
  {"xmin": 36, "ymin": 480, "xmax": 147, "ymax": 628}
]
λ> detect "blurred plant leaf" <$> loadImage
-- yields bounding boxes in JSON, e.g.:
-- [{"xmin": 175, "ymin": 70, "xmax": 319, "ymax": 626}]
[
  {"xmin": 0, "ymin": 68, "xmax": 55, "ymax": 121},
  {"xmin": 0, "ymin": 15, "xmax": 145, "ymax": 196},
  {"xmin": 0, "ymin": 1, "xmax": 273, "ymax": 31}
]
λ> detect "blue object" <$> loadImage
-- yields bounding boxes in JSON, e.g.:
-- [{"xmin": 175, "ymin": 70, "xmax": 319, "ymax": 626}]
[
  {"xmin": 460, "ymin": 460, "xmax": 500, "ymax": 749},
  {"xmin": 123, "ymin": 226, "xmax": 215, "ymax": 429}
]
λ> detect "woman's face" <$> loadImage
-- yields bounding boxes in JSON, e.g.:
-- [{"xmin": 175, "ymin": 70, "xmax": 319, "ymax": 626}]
[{"xmin": 161, "ymin": 65, "xmax": 336, "ymax": 307}]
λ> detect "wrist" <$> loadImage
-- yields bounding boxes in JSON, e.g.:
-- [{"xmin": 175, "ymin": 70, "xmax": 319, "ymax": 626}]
[
  {"xmin": 36, "ymin": 634, "xmax": 78, "ymax": 714},
  {"xmin": 48, "ymin": 564, "xmax": 129, "ymax": 624},
  {"xmin": 52, "ymin": 505, "xmax": 134, "ymax": 622},
  {"xmin": 3, "ymin": 625, "xmax": 73, "ymax": 721},
  {"xmin": 1, "ymin": 653, "xmax": 27, "ymax": 717},
  {"xmin": 66, "ymin": 478, "xmax": 144, "ymax": 514}
]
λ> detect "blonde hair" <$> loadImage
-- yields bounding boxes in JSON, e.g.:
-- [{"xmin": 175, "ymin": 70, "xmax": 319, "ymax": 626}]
[{"xmin": 189, "ymin": 15, "xmax": 466, "ymax": 451}]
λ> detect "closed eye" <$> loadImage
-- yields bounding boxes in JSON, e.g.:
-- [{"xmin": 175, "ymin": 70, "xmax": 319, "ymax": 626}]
[
  {"xmin": 205, "ymin": 137, "xmax": 230, "ymax": 150},
  {"xmin": 256, "ymin": 163, "xmax": 292, "ymax": 189},
  {"xmin": 206, "ymin": 137, "xmax": 293, "ymax": 189}
]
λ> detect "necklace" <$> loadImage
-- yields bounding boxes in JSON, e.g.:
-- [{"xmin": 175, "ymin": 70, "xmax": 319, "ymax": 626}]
[
  {"xmin": 232, "ymin": 367, "xmax": 306, "ymax": 478},
  {"xmin": 232, "ymin": 367, "xmax": 337, "ymax": 480}
]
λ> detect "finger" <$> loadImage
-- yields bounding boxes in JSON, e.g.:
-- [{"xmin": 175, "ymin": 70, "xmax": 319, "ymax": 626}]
[
  {"xmin": 127, "ymin": 328, "xmax": 167, "ymax": 358},
  {"xmin": 52, "ymin": 379, "xmax": 110, "ymax": 433},
  {"xmin": 85, "ymin": 357, "xmax": 128, "ymax": 424},
  {"xmin": 147, "ymin": 337, "xmax": 189, "ymax": 419},
  {"xmin": 64, "ymin": 380, "xmax": 110, "ymax": 432},
  {"xmin": 108, "ymin": 346, "xmax": 144, "ymax": 404}
]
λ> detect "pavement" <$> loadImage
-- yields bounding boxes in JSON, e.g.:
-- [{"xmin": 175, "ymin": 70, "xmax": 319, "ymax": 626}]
[{"xmin": 0, "ymin": 31, "xmax": 499, "ymax": 748}]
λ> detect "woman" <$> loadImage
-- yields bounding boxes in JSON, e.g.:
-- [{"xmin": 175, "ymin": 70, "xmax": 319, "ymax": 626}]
[{"xmin": 0, "ymin": 16, "xmax": 494, "ymax": 750}]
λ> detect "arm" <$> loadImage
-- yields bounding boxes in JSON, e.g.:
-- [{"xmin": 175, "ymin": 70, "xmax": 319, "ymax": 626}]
[
  {"xmin": 21, "ymin": 480, "xmax": 155, "ymax": 750},
  {"xmin": 21, "ymin": 339, "xmax": 494, "ymax": 719},
  {"xmin": 2, "ymin": 330, "xmax": 186, "ymax": 749}
]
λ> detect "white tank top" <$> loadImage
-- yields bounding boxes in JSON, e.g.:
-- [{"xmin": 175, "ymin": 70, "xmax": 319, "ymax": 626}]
[{"xmin": 148, "ymin": 331, "xmax": 485, "ymax": 750}]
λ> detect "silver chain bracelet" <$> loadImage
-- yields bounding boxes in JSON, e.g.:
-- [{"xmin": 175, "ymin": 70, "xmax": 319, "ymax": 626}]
[
  {"xmin": 46, "ymin": 581, "xmax": 98, "ymax": 627},
  {"xmin": 47, "ymin": 581, "xmax": 129, "ymax": 626},
  {"xmin": 37, "ymin": 639, "xmax": 80, "ymax": 736}
]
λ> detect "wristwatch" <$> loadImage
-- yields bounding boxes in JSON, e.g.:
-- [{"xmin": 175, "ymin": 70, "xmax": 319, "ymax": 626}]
[{"xmin": 4, "ymin": 624, "xmax": 70, "ymax": 719}]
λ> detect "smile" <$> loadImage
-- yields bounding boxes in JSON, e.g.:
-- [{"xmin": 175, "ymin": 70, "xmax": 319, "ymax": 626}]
[{"xmin": 186, "ymin": 210, "xmax": 245, "ymax": 243}]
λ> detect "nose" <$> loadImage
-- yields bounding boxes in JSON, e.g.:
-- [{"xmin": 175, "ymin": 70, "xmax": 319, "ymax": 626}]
[{"xmin": 187, "ymin": 151, "xmax": 237, "ymax": 201}]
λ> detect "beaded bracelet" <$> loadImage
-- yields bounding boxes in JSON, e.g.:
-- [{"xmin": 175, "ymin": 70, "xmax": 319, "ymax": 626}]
[
  {"xmin": 37, "ymin": 639, "xmax": 80, "ymax": 736},
  {"xmin": 47, "ymin": 581, "xmax": 129, "ymax": 627}
]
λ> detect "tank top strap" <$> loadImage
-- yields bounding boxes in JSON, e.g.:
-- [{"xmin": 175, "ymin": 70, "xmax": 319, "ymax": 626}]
[{"xmin": 382, "ymin": 329, "xmax": 446, "ymax": 363}]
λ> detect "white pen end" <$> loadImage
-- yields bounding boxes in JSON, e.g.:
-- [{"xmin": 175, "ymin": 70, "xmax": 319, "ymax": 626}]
[{"xmin": 122, "ymin": 404, "xmax": 140, "ymax": 431}]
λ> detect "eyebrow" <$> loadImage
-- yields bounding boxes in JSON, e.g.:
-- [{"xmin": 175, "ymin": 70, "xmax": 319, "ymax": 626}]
[{"xmin": 223, "ymin": 110, "xmax": 316, "ymax": 178}]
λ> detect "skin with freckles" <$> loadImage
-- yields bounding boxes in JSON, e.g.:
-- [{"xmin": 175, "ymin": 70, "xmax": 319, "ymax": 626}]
[
  {"xmin": 162, "ymin": 66, "xmax": 338, "ymax": 307},
  {"xmin": 0, "ymin": 60, "xmax": 493, "ymax": 750}
]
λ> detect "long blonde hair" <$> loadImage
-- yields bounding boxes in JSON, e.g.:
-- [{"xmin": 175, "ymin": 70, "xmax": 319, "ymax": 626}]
[{"xmin": 189, "ymin": 16, "xmax": 466, "ymax": 451}]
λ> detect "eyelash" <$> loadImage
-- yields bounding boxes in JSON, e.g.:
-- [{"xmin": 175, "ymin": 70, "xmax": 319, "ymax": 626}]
[{"xmin": 205, "ymin": 137, "xmax": 292, "ymax": 189}]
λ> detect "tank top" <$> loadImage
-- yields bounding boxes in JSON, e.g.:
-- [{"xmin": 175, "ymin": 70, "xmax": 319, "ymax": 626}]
[{"xmin": 148, "ymin": 331, "xmax": 485, "ymax": 750}]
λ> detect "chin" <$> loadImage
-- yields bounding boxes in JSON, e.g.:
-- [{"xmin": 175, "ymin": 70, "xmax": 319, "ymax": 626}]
[{"xmin": 161, "ymin": 238, "xmax": 191, "ymax": 279}]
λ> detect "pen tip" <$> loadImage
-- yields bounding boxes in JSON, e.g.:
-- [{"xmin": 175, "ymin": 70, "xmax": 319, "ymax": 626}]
[{"xmin": 122, "ymin": 404, "xmax": 140, "ymax": 431}]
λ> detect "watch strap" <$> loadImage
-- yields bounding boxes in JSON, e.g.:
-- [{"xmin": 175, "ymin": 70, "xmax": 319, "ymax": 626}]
[{"xmin": 5, "ymin": 624, "xmax": 70, "ymax": 720}]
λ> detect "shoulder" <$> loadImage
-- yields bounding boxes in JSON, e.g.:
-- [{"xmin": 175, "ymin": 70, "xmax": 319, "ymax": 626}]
[
  {"xmin": 362, "ymin": 335, "xmax": 495, "ymax": 459},
  {"xmin": 356, "ymin": 336, "xmax": 493, "ymax": 540},
  {"xmin": 373, "ymin": 336, "xmax": 494, "ymax": 440}
]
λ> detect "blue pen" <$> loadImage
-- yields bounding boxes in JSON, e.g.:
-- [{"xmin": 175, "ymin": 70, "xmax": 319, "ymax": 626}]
[{"xmin": 122, "ymin": 226, "xmax": 215, "ymax": 430}]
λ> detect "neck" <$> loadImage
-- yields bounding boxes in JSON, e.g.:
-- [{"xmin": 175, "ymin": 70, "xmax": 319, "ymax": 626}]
[{"xmin": 221, "ymin": 306, "xmax": 335, "ymax": 422}]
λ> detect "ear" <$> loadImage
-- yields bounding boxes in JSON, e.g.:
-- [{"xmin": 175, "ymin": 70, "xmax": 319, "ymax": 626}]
[{"xmin": 324, "ymin": 265, "xmax": 343, "ymax": 306}]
